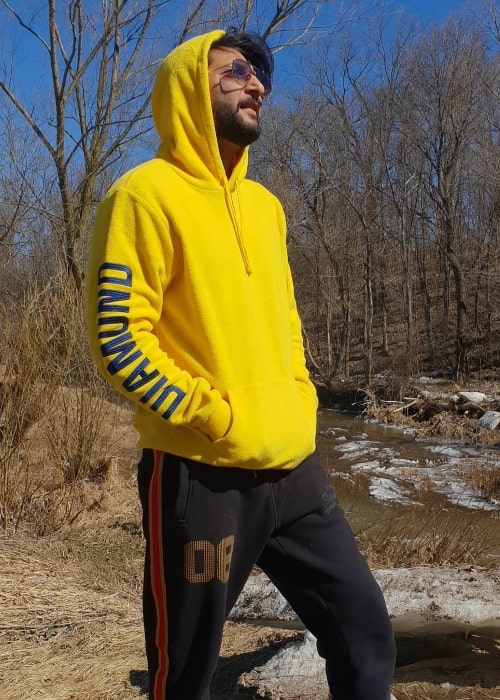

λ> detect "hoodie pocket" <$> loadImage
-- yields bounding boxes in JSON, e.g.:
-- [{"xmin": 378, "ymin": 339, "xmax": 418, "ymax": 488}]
[{"xmin": 219, "ymin": 378, "xmax": 316, "ymax": 467}]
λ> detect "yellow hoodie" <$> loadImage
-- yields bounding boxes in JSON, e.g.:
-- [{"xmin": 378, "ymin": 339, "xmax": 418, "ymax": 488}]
[{"xmin": 87, "ymin": 30, "xmax": 318, "ymax": 470}]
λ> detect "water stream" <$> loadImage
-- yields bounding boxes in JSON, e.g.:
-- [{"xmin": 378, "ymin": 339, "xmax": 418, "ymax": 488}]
[{"xmin": 318, "ymin": 409, "xmax": 500, "ymax": 563}]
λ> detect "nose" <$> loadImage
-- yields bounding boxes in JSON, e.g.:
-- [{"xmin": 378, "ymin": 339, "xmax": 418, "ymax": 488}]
[{"xmin": 246, "ymin": 72, "xmax": 266, "ymax": 98}]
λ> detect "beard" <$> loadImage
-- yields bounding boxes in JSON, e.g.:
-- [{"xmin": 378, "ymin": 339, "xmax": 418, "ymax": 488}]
[{"xmin": 212, "ymin": 98, "xmax": 261, "ymax": 147}]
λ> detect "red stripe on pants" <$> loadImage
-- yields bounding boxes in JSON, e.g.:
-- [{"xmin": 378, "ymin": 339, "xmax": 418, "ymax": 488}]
[{"xmin": 149, "ymin": 450, "xmax": 168, "ymax": 699}]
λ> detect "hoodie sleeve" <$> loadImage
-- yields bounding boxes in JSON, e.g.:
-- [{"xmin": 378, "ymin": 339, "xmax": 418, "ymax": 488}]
[{"xmin": 87, "ymin": 185, "xmax": 232, "ymax": 442}]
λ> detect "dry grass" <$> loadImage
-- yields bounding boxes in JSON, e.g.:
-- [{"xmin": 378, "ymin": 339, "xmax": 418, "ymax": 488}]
[
  {"xmin": 0, "ymin": 483, "xmax": 143, "ymax": 643},
  {"xmin": 0, "ymin": 275, "xmax": 136, "ymax": 535},
  {"xmin": 19, "ymin": 383, "xmax": 138, "ymax": 536},
  {"xmin": 366, "ymin": 403, "xmax": 500, "ymax": 447},
  {"xmin": 363, "ymin": 378, "xmax": 500, "ymax": 448},
  {"xmin": 0, "ymin": 623, "xmax": 146, "ymax": 700},
  {"xmin": 467, "ymin": 463, "xmax": 500, "ymax": 502},
  {"xmin": 355, "ymin": 512, "xmax": 494, "ymax": 569},
  {"xmin": 2, "ymin": 388, "xmax": 136, "ymax": 537},
  {"xmin": 0, "ymin": 469, "xmax": 145, "ymax": 700},
  {"xmin": 0, "ymin": 321, "xmax": 497, "ymax": 700},
  {"xmin": 0, "ymin": 467, "xmax": 499, "ymax": 700},
  {"xmin": 418, "ymin": 413, "xmax": 499, "ymax": 446},
  {"xmin": 392, "ymin": 685, "xmax": 500, "ymax": 699}
]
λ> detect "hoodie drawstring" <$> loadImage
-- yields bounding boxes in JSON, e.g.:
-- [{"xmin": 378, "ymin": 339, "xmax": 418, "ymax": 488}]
[{"xmin": 225, "ymin": 184, "xmax": 252, "ymax": 275}]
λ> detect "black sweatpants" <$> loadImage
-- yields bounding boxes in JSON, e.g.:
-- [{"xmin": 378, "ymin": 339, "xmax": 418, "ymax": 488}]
[{"xmin": 137, "ymin": 449, "xmax": 395, "ymax": 700}]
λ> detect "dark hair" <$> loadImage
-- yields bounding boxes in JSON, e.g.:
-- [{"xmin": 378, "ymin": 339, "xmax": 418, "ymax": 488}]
[{"xmin": 211, "ymin": 28, "xmax": 274, "ymax": 83}]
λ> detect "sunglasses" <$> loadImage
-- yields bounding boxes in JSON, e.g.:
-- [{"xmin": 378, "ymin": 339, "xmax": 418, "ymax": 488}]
[{"xmin": 211, "ymin": 58, "xmax": 272, "ymax": 95}]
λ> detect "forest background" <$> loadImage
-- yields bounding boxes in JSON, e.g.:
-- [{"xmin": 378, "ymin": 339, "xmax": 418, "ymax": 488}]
[{"xmin": 0, "ymin": 0, "xmax": 499, "ymax": 532}]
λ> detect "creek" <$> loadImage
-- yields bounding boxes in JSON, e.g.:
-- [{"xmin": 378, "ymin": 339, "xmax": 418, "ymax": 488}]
[{"xmin": 318, "ymin": 409, "xmax": 500, "ymax": 565}]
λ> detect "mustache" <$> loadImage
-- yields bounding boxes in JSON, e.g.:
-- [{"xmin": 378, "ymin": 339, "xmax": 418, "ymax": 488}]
[{"xmin": 238, "ymin": 97, "xmax": 262, "ymax": 110}]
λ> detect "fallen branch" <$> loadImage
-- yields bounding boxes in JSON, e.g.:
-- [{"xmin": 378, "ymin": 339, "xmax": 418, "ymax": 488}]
[{"xmin": 393, "ymin": 398, "xmax": 419, "ymax": 413}]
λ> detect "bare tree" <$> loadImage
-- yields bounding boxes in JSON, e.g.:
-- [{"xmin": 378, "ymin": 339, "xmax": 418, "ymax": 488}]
[
  {"xmin": 4, "ymin": 0, "xmax": 498, "ymax": 389},
  {"xmin": 0, "ymin": 0, "xmax": 348, "ymax": 291},
  {"xmin": 403, "ymin": 18, "xmax": 490, "ymax": 379},
  {"xmin": 307, "ymin": 29, "xmax": 402, "ymax": 381},
  {"xmin": 0, "ymin": 0, "xmax": 175, "ymax": 289}
]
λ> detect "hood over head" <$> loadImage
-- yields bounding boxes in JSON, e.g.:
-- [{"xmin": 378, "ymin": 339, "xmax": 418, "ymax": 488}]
[{"xmin": 152, "ymin": 30, "xmax": 248, "ymax": 187}]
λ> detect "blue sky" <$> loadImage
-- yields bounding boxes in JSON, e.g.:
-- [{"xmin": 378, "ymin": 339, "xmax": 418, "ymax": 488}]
[
  {"xmin": 394, "ymin": 0, "xmax": 467, "ymax": 24},
  {"xmin": 0, "ymin": 0, "xmax": 473, "ymax": 139},
  {"xmin": 274, "ymin": 0, "xmax": 471, "ymax": 89}
]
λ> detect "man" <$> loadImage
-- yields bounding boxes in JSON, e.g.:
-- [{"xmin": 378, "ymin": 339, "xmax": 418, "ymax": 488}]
[{"xmin": 87, "ymin": 28, "xmax": 395, "ymax": 700}]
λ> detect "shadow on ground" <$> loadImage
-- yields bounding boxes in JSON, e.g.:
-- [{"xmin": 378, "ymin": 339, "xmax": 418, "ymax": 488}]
[
  {"xmin": 128, "ymin": 636, "xmax": 296, "ymax": 698},
  {"xmin": 129, "ymin": 670, "xmax": 148, "ymax": 695},
  {"xmin": 129, "ymin": 631, "xmax": 500, "ymax": 697}
]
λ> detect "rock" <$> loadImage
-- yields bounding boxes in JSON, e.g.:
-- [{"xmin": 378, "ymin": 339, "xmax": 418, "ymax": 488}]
[
  {"xmin": 230, "ymin": 573, "xmax": 292, "ymax": 622},
  {"xmin": 232, "ymin": 567, "xmax": 500, "ymax": 698},
  {"xmin": 376, "ymin": 567, "xmax": 500, "ymax": 624},
  {"xmin": 458, "ymin": 391, "xmax": 487, "ymax": 404},
  {"xmin": 231, "ymin": 567, "xmax": 500, "ymax": 628},
  {"xmin": 478, "ymin": 410, "xmax": 500, "ymax": 430},
  {"xmin": 239, "ymin": 630, "xmax": 397, "ymax": 699},
  {"xmin": 418, "ymin": 390, "xmax": 456, "ymax": 401},
  {"xmin": 238, "ymin": 630, "xmax": 328, "ymax": 699}
]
